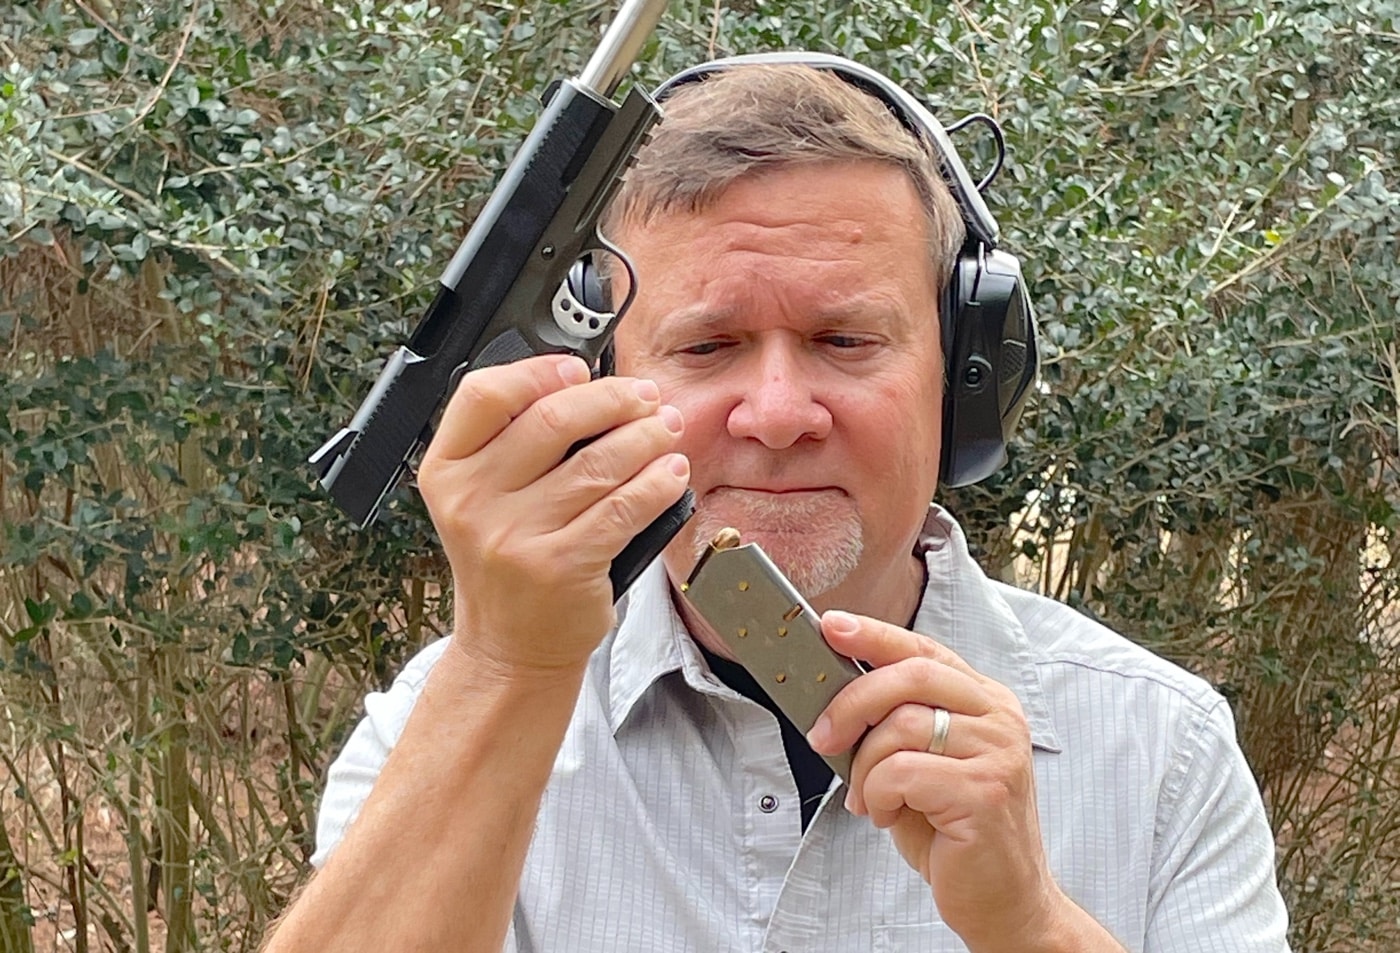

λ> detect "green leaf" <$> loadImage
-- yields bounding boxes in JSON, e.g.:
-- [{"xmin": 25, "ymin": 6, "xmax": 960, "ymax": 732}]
[
  {"xmin": 68, "ymin": 27, "xmax": 100, "ymax": 48},
  {"xmin": 67, "ymin": 591, "xmax": 95, "ymax": 618},
  {"xmin": 24, "ymin": 597, "xmax": 57, "ymax": 626}
]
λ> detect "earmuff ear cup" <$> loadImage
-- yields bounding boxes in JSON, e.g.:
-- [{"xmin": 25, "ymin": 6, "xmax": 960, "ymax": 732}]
[
  {"xmin": 569, "ymin": 258, "xmax": 617, "ymax": 375},
  {"xmin": 571, "ymin": 257, "xmax": 609, "ymax": 314},
  {"xmin": 939, "ymin": 245, "xmax": 1038, "ymax": 487}
]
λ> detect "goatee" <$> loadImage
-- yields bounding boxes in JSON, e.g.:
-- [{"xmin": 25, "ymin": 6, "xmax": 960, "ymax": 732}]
[{"xmin": 688, "ymin": 488, "xmax": 863, "ymax": 598}]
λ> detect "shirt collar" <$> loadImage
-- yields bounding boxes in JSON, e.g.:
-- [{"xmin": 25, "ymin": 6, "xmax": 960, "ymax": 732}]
[
  {"xmin": 607, "ymin": 506, "xmax": 1062, "ymax": 753},
  {"xmin": 607, "ymin": 560, "xmax": 709, "ymax": 733}
]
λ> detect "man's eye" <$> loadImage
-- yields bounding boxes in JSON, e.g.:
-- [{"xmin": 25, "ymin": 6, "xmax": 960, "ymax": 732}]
[
  {"xmin": 680, "ymin": 341, "xmax": 727, "ymax": 356},
  {"xmin": 819, "ymin": 334, "xmax": 868, "ymax": 349}
]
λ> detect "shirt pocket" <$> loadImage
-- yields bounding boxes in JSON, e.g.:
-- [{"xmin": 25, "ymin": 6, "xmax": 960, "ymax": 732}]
[{"xmin": 873, "ymin": 922, "xmax": 968, "ymax": 953}]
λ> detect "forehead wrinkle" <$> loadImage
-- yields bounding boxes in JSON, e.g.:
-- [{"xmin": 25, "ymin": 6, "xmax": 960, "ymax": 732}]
[
  {"xmin": 699, "ymin": 229, "xmax": 884, "ymax": 301},
  {"xmin": 714, "ymin": 216, "xmax": 868, "ymax": 258}
]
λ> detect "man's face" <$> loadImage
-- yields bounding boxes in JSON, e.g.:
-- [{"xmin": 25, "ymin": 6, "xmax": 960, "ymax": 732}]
[{"xmin": 612, "ymin": 161, "xmax": 944, "ymax": 613}]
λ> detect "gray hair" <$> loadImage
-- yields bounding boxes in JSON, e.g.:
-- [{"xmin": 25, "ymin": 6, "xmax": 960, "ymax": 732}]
[{"xmin": 601, "ymin": 64, "xmax": 966, "ymax": 289}]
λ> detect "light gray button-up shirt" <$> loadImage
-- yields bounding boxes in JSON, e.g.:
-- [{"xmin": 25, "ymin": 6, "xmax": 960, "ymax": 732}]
[{"xmin": 314, "ymin": 507, "xmax": 1289, "ymax": 952}]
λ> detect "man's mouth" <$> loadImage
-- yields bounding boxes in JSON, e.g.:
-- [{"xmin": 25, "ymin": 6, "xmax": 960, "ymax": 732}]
[{"xmin": 710, "ymin": 485, "xmax": 844, "ymax": 496}]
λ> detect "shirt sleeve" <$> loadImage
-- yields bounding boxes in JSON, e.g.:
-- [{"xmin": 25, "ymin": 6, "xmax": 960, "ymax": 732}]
[
  {"xmin": 1145, "ymin": 697, "xmax": 1291, "ymax": 952},
  {"xmin": 310, "ymin": 638, "xmax": 451, "ymax": 869},
  {"xmin": 309, "ymin": 636, "xmax": 521, "ymax": 952}
]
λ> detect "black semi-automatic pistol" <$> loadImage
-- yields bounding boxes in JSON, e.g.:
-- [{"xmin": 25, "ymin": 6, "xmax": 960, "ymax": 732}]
[{"xmin": 310, "ymin": 0, "xmax": 693, "ymax": 600}]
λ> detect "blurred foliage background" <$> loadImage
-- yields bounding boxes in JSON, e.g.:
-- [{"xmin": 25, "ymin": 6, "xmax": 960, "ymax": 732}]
[{"xmin": 0, "ymin": 0, "xmax": 1395, "ymax": 950}]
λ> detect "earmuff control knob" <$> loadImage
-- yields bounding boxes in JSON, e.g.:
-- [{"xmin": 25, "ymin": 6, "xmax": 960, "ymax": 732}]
[{"xmin": 962, "ymin": 357, "xmax": 992, "ymax": 393}]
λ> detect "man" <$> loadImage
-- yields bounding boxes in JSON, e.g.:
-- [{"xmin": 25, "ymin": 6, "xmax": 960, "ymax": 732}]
[{"xmin": 267, "ymin": 57, "xmax": 1289, "ymax": 952}]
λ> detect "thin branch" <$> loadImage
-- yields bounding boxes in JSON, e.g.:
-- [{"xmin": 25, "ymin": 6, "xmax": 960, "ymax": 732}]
[{"xmin": 120, "ymin": 0, "xmax": 200, "ymax": 134}]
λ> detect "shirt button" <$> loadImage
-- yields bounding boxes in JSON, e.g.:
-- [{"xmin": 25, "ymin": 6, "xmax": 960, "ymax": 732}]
[{"xmin": 758, "ymin": 794, "xmax": 779, "ymax": 813}]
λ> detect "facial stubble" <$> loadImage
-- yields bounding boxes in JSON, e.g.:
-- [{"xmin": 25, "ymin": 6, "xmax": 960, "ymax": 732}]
[{"xmin": 687, "ymin": 488, "xmax": 864, "ymax": 598}]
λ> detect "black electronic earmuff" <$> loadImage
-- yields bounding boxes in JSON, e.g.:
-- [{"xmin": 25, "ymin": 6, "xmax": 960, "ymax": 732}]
[{"xmin": 576, "ymin": 52, "xmax": 1037, "ymax": 487}]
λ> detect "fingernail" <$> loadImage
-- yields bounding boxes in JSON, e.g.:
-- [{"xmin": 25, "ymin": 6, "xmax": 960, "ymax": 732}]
[
  {"xmin": 806, "ymin": 715, "xmax": 830, "ymax": 750},
  {"xmin": 633, "ymin": 378, "xmax": 660, "ymax": 401},
  {"xmin": 824, "ymin": 610, "xmax": 858, "ymax": 635},
  {"xmin": 557, "ymin": 357, "xmax": 590, "ymax": 385},
  {"xmin": 843, "ymin": 789, "xmax": 857, "ymax": 814},
  {"xmin": 667, "ymin": 453, "xmax": 689, "ymax": 478},
  {"xmin": 659, "ymin": 405, "xmax": 683, "ymax": 433}
]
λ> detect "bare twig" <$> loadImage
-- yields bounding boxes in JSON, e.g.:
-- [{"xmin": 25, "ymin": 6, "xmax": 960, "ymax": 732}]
[{"xmin": 121, "ymin": 1, "xmax": 200, "ymax": 134}]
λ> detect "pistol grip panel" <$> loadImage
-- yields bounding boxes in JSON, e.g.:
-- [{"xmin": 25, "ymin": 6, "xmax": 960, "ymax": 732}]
[{"xmin": 610, "ymin": 489, "xmax": 694, "ymax": 601}]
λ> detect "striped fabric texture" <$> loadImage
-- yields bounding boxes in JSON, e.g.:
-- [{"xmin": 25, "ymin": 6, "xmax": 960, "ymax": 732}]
[{"xmin": 314, "ymin": 506, "xmax": 1290, "ymax": 952}]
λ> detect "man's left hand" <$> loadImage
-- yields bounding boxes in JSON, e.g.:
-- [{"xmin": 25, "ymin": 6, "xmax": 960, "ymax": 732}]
[{"xmin": 805, "ymin": 609, "xmax": 1101, "ymax": 953}]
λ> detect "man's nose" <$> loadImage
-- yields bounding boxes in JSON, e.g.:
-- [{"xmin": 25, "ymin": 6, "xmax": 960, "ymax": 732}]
[{"xmin": 726, "ymin": 342, "xmax": 833, "ymax": 449}]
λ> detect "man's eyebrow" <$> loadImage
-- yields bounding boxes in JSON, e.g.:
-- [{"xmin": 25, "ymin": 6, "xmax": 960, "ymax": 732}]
[
  {"xmin": 809, "ymin": 303, "xmax": 909, "ymax": 327},
  {"xmin": 659, "ymin": 305, "xmax": 737, "ymax": 336},
  {"xmin": 807, "ymin": 295, "xmax": 920, "ymax": 332},
  {"xmin": 660, "ymin": 297, "xmax": 911, "ymax": 334}
]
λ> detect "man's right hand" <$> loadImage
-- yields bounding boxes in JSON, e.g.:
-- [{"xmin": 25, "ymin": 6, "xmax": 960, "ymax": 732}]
[
  {"xmin": 417, "ymin": 353, "xmax": 689, "ymax": 674},
  {"xmin": 263, "ymin": 356, "xmax": 678, "ymax": 953}
]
